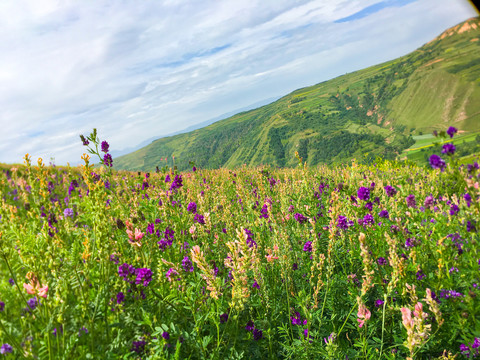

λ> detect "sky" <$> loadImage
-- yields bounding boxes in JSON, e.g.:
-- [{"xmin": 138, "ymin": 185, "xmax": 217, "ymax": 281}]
[{"xmin": 0, "ymin": 0, "xmax": 478, "ymax": 165}]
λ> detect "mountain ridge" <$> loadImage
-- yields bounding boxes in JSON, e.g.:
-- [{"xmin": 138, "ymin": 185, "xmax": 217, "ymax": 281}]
[{"xmin": 115, "ymin": 16, "xmax": 480, "ymax": 172}]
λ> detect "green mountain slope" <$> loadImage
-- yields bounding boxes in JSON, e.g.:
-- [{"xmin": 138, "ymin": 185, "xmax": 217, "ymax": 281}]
[{"xmin": 116, "ymin": 17, "xmax": 480, "ymax": 172}]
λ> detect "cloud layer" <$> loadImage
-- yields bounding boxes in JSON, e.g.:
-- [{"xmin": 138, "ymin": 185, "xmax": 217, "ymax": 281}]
[{"xmin": 0, "ymin": 0, "xmax": 477, "ymax": 165}]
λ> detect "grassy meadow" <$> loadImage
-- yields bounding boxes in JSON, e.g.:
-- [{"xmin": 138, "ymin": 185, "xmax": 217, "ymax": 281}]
[{"xmin": 0, "ymin": 130, "xmax": 479, "ymax": 359}]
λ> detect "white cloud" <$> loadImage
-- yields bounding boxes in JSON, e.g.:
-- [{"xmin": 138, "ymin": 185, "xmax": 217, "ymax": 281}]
[{"xmin": 0, "ymin": 0, "xmax": 477, "ymax": 165}]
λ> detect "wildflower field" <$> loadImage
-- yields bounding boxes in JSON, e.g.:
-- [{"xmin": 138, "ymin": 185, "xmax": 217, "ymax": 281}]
[{"xmin": 0, "ymin": 129, "xmax": 479, "ymax": 359}]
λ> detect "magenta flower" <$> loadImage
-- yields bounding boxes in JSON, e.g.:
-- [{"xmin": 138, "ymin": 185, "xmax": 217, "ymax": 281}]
[
  {"xmin": 429, "ymin": 154, "xmax": 445, "ymax": 170},
  {"xmin": 357, "ymin": 187, "xmax": 370, "ymax": 201},
  {"xmin": 447, "ymin": 126, "xmax": 457, "ymax": 138},
  {"xmin": 442, "ymin": 143, "xmax": 456, "ymax": 155},
  {"xmin": 101, "ymin": 141, "xmax": 109, "ymax": 153}
]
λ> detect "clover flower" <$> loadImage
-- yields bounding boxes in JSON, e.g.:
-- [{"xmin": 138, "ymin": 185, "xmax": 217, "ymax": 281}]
[
  {"xmin": 187, "ymin": 202, "xmax": 197, "ymax": 213},
  {"xmin": 131, "ymin": 340, "xmax": 146, "ymax": 354},
  {"xmin": 116, "ymin": 292, "xmax": 125, "ymax": 304},
  {"xmin": 101, "ymin": 141, "xmax": 109, "ymax": 153},
  {"xmin": 303, "ymin": 241, "xmax": 312, "ymax": 252},
  {"xmin": 378, "ymin": 210, "xmax": 389, "ymax": 219},
  {"xmin": 252, "ymin": 328, "xmax": 263, "ymax": 341},
  {"xmin": 182, "ymin": 256, "xmax": 194, "ymax": 272},
  {"xmin": 357, "ymin": 187, "xmax": 370, "ymax": 201},
  {"xmin": 294, "ymin": 213, "xmax": 308, "ymax": 224},
  {"xmin": 447, "ymin": 126, "xmax": 457, "ymax": 138},
  {"xmin": 442, "ymin": 143, "xmax": 455, "ymax": 155},
  {"xmin": 406, "ymin": 194, "xmax": 416, "ymax": 208},
  {"xmin": 103, "ymin": 153, "xmax": 113, "ymax": 167},
  {"xmin": 429, "ymin": 154, "xmax": 445, "ymax": 170},
  {"xmin": 135, "ymin": 268, "xmax": 152, "ymax": 286},
  {"xmin": 0, "ymin": 344, "xmax": 12, "ymax": 354},
  {"xmin": 384, "ymin": 185, "xmax": 397, "ymax": 197}
]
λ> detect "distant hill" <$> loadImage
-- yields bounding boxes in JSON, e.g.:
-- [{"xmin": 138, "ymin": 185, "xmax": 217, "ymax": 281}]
[{"xmin": 115, "ymin": 17, "xmax": 480, "ymax": 172}]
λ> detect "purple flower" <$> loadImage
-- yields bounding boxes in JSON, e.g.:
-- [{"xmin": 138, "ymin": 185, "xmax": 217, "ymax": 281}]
[
  {"xmin": 447, "ymin": 126, "xmax": 457, "ymax": 138},
  {"xmin": 378, "ymin": 210, "xmax": 389, "ymax": 219},
  {"xmin": 294, "ymin": 213, "xmax": 308, "ymax": 224},
  {"xmin": 162, "ymin": 331, "xmax": 170, "ymax": 340},
  {"xmin": 103, "ymin": 153, "xmax": 113, "ymax": 167},
  {"xmin": 220, "ymin": 313, "xmax": 229, "ymax": 323},
  {"xmin": 337, "ymin": 215, "xmax": 352, "ymax": 230},
  {"xmin": 467, "ymin": 220, "xmax": 476, "ymax": 233},
  {"xmin": 187, "ymin": 202, "xmax": 197, "ymax": 213},
  {"xmin": 110, "ymin": 254, "xmax": 119, "ymax": 265},
  {"xmin": 429, "ymin": 154, "xmax": 445, "ymax": 170},
  {"xmin": 101, "ymin": 141, "xmax": 109, "ymax": 153},
  {"xmin": 252, "ymin": 328, "xmax": 263, "ymax": 341},
  {"xmin": 63, "ymin": 208, "xmax": 74, "ymax": 218},
  {"xmin": 405, "ymin": 237, "xmax": 417, "ymax": 248},
  {"xmin": 118, "ymin": 263, "xmax": 136, "ymax": 281},
  {"xmin": 377, "ymin": 257, "xmax": 387, "ymax": 265},
  {"xmin": 116, "ymin": 292, "xmax": 125, "ymax": 304},
  {"xmin": 384, "ymin": 185, "xmax": 397, "ymax": 197},
  {"xmin": 460, "ymin": 343, "xmax": 469, "ymax": 354},
  {"xmin": 135, "ymin": 268, "xmax": 152, "ymax": 286},
  {"xmin": 375, "ymin": 299, "xmax": 384, "ymax": 307},
  {"xmin": 303, "ymin": 241, "xmax": 312, "ymax": 252},
  {"xmin": 80, "ymin": 135, "xmax": 89, "ymax": 146},
  {"xmin": 131, "ymin": 340, "xmax": 146, "ymax": 354},
  {"xmin": 364, "ymin": 202, "xmax": 373, "ymax": 211},
  {"xmin": 449, "ymin": 204, "xmax": 459, "ymax": 216},
  {"xmin": 182, "ymin": 256, "xmax": 194, "ymax": 272},
  {"xmin": 8, "ymin": 278, "xmax": 14, "ymax": 286},
  {"xmin": 362, "ymin": 213, "xmax": 375, "ymax": 225},
  {"xmin": 416, "ymin": 270, "xmax": 426, "ymax": 281},
  {"xmin": 442, "ymin": 143, "xmax": 455, "ymax": 155},
  {"xmin": 169, "ymin": 175, "xmax": 183, "ymax": 191},
  {"xmin": 165, "ymin": 174, "xmax": 171, "ymax": 182},
  {"xmin": 252, "ymin": 280, "xmax": 260, "ymax": 289},
  {"xmin": 166, "ymin": 268, "xmax": 179, "ymax": 282},
  {"xmin": 291, "ymin": 311, "xmax": 304, "ymax": 325},
  {"xmin": 357, "ymin": 187, "xmax": 370, "ymax": 201},
  {"xmin": 27, "ymin": 297, "xmax": 38, "ymax": 310},
  {"xmin": 245, "ymin": 320, "xmax": 254, "ymax": 332},
  {"xmin": 424, "ymin": 195, "xmax": 434, "ymax": 208},
  {"xmin": 464, "ymin": 193, "xmax": 472, "ymax": 207},
  {"xmin": 0, "ymin": 344, "xmax": 12, "ymax": 354},
  {"xmin": 0, "ymin": 301, "xmax": 4, "ymax": 312},
  {"xmin": 406, "ymin": 194, "xmax": 416, "ymax": 208},
  {"xmin": 244, "ymin": 229, "xmax": 257, "ymax": 248},
  {"xmin": 78, "ymin": 326, "xmax": 89, "ymax": 337},
  {"xmin": 194, "ymin": 213, "xmax": 205, "ymax": 225},
  {"xmin": 260, "ymin": 204, "xmax": 269, "ymax": 219}
]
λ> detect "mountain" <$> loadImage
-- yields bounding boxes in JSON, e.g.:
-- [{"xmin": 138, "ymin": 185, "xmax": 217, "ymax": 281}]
[
  {"xmin": 115, "ymin": 17, "xmax": 480, "ymax": 172},
  {"xmin": 110, "ymin": 96, "xmax": 281, "ymax": 159}
]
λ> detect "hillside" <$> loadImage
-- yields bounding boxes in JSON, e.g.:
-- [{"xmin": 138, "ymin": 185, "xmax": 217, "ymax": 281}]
[{"xmin": 115, "ymin": 17, "xmax": 480, "ymax": 172}]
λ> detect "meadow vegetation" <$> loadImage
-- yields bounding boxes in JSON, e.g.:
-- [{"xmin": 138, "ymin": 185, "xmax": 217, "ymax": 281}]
[{"xmin": 0, "ymin": 129, "xmax": 478, "ymax": 359}]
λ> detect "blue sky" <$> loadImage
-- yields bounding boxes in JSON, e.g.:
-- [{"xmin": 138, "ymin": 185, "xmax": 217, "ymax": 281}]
[{"xmin": 0, "ymin": 0, "xmax": 477, "ymax": 165}]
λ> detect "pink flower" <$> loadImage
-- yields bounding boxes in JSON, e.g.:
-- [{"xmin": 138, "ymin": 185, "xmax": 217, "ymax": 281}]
[
  {"xmin": 401, "ymin": 307, "xmax": 414, "ymax": 329},
  {"xmin": 134, "ymin": 228, "xmax": 144, "ymax": 240},
  {"xmin": 357, "ymin": 303, "xmax": 371, "ymax": 328},
  {"xmin": 23, "ymin": 273, "xmax": 48, "ymax": 298}
]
